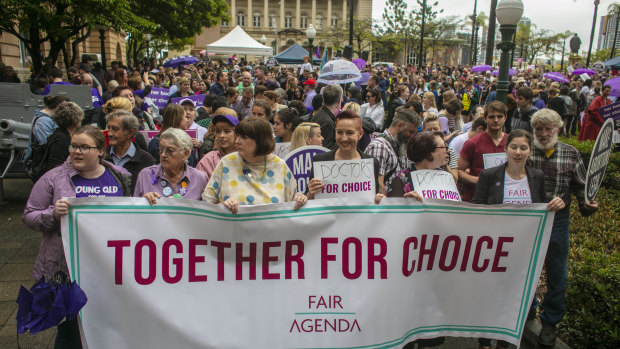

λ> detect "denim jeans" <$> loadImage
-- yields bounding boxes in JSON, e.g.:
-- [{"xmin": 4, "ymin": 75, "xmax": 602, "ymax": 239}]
[{"xmin": 532, "ymin": 208, "xmax": 570, "ymax": 325}]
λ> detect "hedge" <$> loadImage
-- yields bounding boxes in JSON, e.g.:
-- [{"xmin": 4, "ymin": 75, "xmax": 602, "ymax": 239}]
[{"xmin": 555, "ymin": 137, "xmax": 619, "ymax": 348}]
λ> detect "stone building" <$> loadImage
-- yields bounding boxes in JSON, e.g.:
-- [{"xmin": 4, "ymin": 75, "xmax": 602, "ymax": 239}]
[{"xmin": 192, "ymin": 0, "xmax": 373, "ymax": 59}]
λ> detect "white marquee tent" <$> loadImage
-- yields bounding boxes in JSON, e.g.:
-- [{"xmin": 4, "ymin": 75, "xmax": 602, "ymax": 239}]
[{"xmin": 206, "ymin": 26, "xmax": 273, "ymax": 56}]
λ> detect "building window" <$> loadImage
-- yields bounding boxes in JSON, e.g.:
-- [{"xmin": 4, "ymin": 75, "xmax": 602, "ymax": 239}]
[
  {"xmin": 253, "ymin": 13, "xmax": 261, "ymax": 27},
  {"xmin": 300, "ymin": 14, "xmax": 308, "ymax": 29},
  {"xmin": 221, "ymin": 19, "xmax": 229, "ymax": 27},
  {"xmin": 316, "ymin": 15, "xmax": 323, "ymax": 30},
  {"xmin": 237, "ymin": 11, "xmax": 245, "ymax": 27},
  {"xmin": 270, "ymin": 14, "xmax": 278, "ymax": 28},
  {"xmin": 285, "ymin": 14, "xmax": 292, "ymax": 28},
  {"xmin": 331, "ymin": 17, "xmax": 338, "ymax": 27}
]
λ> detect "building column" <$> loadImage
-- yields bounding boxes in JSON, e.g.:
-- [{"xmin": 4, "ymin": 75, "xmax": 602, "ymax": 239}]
[
  {"xmin": 231, "ymin": 0, "xmax": 236, "ymax": 26},
  {"xmin": 248, "ymin": 0, "xmax": 252, "ymax": 28},
  {"xmin": 327, "ymin": 0, "xmax": 332, "ymax": 27},
  {"xmin": 280, "ymin": 0, "xmax": 285, "ymax": 29},
  {"xmin": 264, "ymin": 0, "xmax": 269, "ymax": 28},
  {"xmin": 296, "ymin": 0, "xmax": 301, "ymax": 28},
  {"xmin": 342, "ymin": 0, "xmax": 347, "ymax": 25},
  {"xmin": 312, "ymin": 0, "xmax": 316, "ymax": 28}
]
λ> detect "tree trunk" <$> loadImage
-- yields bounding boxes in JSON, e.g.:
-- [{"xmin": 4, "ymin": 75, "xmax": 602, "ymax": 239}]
[
  {"xmin": 27, "ymin": 24, "xmax": 44, "ymax": 76},
  {"xmin": 61, "ymin": 45, "xmax": 70, "ymax": 70},
  {"xmin": 485, "ymin": 0, "xmax": 497, "ymax": 65}
]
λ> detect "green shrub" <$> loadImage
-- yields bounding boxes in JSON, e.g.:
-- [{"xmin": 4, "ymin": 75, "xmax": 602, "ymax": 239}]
[
  {"xmin": 557, "ymin": 188, "xmax": 620, "ymax": 348},
  {"xmin": 559, "ymin": 136, "xmax": 620, "ymax": 192}
]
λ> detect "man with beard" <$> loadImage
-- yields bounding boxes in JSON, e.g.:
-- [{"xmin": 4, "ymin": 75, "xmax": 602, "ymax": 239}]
[
  {"xmin": 364, "ymin": 107, "xmax": 421, "ymax": 194},
  {"xmin": 529, "ymin": 108, "xmax": 599, "ymax": 346}
]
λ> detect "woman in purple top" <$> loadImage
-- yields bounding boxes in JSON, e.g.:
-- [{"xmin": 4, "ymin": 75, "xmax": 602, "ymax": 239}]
[
  {"xmin": 23, "ymin": 125, "xmax": 131, "ymax": 348},
  {"xmin": 134, "ymin": 128, "xmax": 207, "ymax": 204}
]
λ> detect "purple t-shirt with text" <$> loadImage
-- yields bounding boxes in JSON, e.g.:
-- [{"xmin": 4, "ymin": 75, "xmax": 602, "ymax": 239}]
[{"xmin": 72, "ymin": 168, "xmax": 123, "ymax": 198}]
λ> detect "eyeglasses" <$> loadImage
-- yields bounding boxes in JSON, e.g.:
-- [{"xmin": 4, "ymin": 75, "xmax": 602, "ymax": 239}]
[
  {"xmin": 435, "ymin": 145, "xmax": 449, "ymax": 151},
  {"xmin": 159, "ymin": 147, "xmax": 180, "ymax": 155},
  {"xmin": 366, "ymin": 95, "xmax": 374, "ymax": 98},
  {"xmin": 69, "ymin": 144, "xmax": 98, "ymax": 153}
]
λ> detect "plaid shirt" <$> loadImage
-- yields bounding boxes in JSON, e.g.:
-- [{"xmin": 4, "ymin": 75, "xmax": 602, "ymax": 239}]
[
  {"xmin": 530, "ymin": 141, "xmax": 587, "ymax": 210},
  {"xmin": 364, "ymin": 130, "xmax": 404, "ymax": 189}
]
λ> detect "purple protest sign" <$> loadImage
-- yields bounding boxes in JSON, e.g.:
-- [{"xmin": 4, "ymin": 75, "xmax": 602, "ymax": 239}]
[
  {"xmin": 171, "ymin": 94, "xmax": 205, "ymax": 108},
  {"xmin": 144, "ymin": 87, "xmax": 170, "ymax": 111},
  {"xmin": 139, "ymin": 129, "xmax": 198, "ymax": 146},
  {"xmin": 599, "ymin": 100, "xmax": 620, "ymax": 121},
  {"xmin": 283, "ymin": 145, "xmax": 329, "ymax": 193}
]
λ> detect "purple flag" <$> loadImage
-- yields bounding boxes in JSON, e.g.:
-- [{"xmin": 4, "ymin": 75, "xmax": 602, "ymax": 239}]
[{"xmin": 314, "ymin": 47, "xmax": 321, "ymax": 59}]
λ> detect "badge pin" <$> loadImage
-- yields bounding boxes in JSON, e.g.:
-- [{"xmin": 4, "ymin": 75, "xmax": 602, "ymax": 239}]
[
  {"xmin": 496, "ymin": 181, "xmax": 501, "ymax": 187},
  {"xmin": 181, "ymin": 181, "xmax": 187, "ymax": 188},
  {"xmin": 172, "ymin": 194, "xmax": 183, "ymax": 199},
  {"xmin": 160, "ymin": 180, "xmax": 167, "ymax": 187},
  {"xmin": 162, "ymin": 187, "xmax": 173, "ymax": 196},
  {"xmin": 179, "ymin": 187, "xmax": 187, "ymax": 196}
]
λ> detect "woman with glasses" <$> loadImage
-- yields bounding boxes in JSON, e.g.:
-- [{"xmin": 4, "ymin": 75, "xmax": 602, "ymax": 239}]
[
  {"xmin": 23, "ymin": 125, "xmax": 132, "ymax": 348},
  {"xmin": 359, "ymin": 88, "xmax": 384, "ymax": 129},
  {"xmin": 135, "ymin": 128, "xmax": 207, "ymax": 204},
  {"xmin": 203, "ymin": 118, "xmax": 306, "ymax": 213},
  {"xmin": 388, "ymin": 131, "xmax": 453, "ymax": 201}
]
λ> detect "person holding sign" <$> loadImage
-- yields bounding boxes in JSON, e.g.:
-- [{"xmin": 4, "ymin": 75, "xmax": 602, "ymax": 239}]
[
  {"xmin": 528, "ymin": 109, "xmax": 599, "ymax": 346},
  {"xmin": 290, "ymin": 122, "xmax": 323, "ymax": 151},
  {"xmin": 388, "ymin": 131, "xmax": 451, "ymax": 202},
  {"xmin": 135, "ymin": 128, "xmax": 207, "ymax": 204},
  {"xmin": 203, "ymin": 118, "xmax": 307, "ymax": 213},
  {"xmin": 24, "ymin": 125, "xmax": 132, "ymax": 347},
  {"xmin": 273, "ymin": 108, "xmax": 302, "ymax": 143},
  {"xmin": 196, "ymin": 114, "xmax": 239, "ymax": 181},
  {"xmin": 307, "ymin": 111, "xmax": 382, "ymax": 203}
]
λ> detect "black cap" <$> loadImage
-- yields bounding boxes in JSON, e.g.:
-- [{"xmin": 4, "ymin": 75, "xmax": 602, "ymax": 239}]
[{"xmin": 79, "ymin": 63, "xmax": 91, "ymax": 72}]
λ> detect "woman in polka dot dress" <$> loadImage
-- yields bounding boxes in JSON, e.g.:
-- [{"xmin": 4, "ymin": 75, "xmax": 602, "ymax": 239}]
[{"xmin": 202, "ymin": 118, "xmax": 308, "ymax": 213}]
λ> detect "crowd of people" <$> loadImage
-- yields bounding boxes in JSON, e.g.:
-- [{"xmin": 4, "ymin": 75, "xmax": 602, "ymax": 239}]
[{"xmin": 20, "ymin": 55, "xmax": 611, "ymax": 348}]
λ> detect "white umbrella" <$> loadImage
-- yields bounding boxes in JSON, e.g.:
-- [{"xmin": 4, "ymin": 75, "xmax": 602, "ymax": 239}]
[{"xmin": 317, "ymin": 59, "xmax": 362, "ymax": 85}]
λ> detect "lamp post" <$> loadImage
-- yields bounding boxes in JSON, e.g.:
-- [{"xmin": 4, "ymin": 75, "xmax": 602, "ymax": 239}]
[
  {"xmin": 561, "ymin": 35, "xmax": 567, "ymax": 71},
  {"xmin": 306, "ymin": 24, "xmax": 316, "ymax": 66},
  {"xmin": 495, "ymin": 0, "xmax": 523, "ymax": 104},
  {"xmin": 260, "ymin": 35, "xmax": 267, "ymax": 63},
  {"xmin": 144, "ymin": 33, "xmax": 152, "ymax": 60},
  {"xmin": 419, "ymin": 0, "xmax": 427, "ymax": 66},
  {"xmin": 96, "ymin": 26, "xmax": 107, "ymax": 70}
]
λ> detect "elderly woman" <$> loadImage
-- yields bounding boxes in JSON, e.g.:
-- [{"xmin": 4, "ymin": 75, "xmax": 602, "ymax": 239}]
[
  {"xmin": 203, "ymin": 118, "xmax": 306, "ymax": 213},
  {"xmin": 359, "ymin": 88, "xmax": 384, "ymax": 129},
  {"xmin": 135, "ymin": 128, "xmax": 207, "ymax": 203},
  {"xmin": 147, "ymin": 104, "xmax": 187, "ymax": 162},
  {"xmin": 307, "ymin": 111, "xmax": 382, "ymax": 203},
  {"xmin": 290, "ymin": 122, "xmax": 323, "ymax": 151},
  {"xmin": 273, "ymin": 108, "xmax": 302, "ymax": 143},
  {"xmin": 388, "ymin": 131, "xmax": 453, "ymax": 200},
  {"xmin": 43, "ymin": 101, "xmax": 85, "ymax": 173},
  {"xmin": 24, "ymin": 125, "xmax": 132, "ymax": 347},
  {"xmin": 104, "ymin": 110, "xmax": 155, "ymax": 193}
]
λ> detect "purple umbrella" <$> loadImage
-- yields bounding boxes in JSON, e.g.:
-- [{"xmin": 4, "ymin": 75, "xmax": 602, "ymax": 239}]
[
  {"xmin": 352, "ymin": 58, "xmax": 367, "ymax": 70},
  {"xmin": 604, "ymin": 76, "xmax": 620, "ymax": 97},
  {"xmin": 472, "ymin": 64, "xmax": 493, "ymax": 72},
  {"xmin": 355, "ymin": 72, "xmax": 370, "ymax": 89},
  {"xmin": 571, "ymin": 68, "xmax": 596, "ymax": 76},
  {"xmin": 543, "ymin": 72, "xmax": 570, "ymax": 84},
  {"xmin": 163, "ymin": 55, "xmax": 200, "ymax": 68},
  {"xmin": 492, "ymin": 68, "xmax": 517, "ymax": 76}
]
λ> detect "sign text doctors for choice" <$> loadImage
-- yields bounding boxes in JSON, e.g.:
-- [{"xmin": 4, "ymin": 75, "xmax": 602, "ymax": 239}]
[
  {"xmin": 314, "ymin": 158, "xmax": 375, "ymax": 199},
  {"xmin": 411, "ymin": 169, "xmax": 462, "ymax": 201}
]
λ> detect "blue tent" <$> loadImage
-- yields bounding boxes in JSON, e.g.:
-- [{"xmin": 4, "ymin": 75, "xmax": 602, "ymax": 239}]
[
  {"xmin": 604, "ymin": 56, "xmax": 620, "ymax": 70},
  {"xmin": 273, "ymin": 43, "xmax": 321, "ymax": 64}
]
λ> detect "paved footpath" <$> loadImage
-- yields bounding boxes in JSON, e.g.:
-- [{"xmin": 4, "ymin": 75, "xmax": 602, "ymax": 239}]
[{"xmin": 0, "ymin": 178, "xmax": 566, "ymax": 349}]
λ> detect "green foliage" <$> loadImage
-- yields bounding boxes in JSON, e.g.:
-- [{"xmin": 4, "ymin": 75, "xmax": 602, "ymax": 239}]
[
  {"xmin": 554, "ymin": 137, "xmax": 620, "ymax": 347},
  {"xmin": 559, "ymin": 136, "xmax": 620, "ymax": 192}
]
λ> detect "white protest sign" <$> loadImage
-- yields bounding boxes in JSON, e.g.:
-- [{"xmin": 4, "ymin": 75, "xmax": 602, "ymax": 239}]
[
  {"xmin": 483, "ymin": 152, "xmax": 508, "ymax": 169},
  {"xmin": 614, "ymin": 130, "xmax": 620, "ymax": 144},
  {"xmin": 410, "ymin": 169, "xmax": 461, "ymax": 201},
  {"xmin": 580, "ymin": 73, "xmax": 590, "ymax": 81},
  {"xmin": 585, "ymin": 118, "xmax": 614, "ymax": 201},
  {"xmin": 274, "ymin": 142, "xmax": 291, "ymax": 158},
  {"xmin": 62, "ymin": 197, "xmax": 555, "ymax": 348},
  {"xmin": 314, "ymin": 158, "xmax": 375, "ymax": 200}
]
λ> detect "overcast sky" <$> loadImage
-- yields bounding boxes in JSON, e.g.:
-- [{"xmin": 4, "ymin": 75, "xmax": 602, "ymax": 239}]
[{"xmin": 372, "ymin": 0, "xmax": 619, "ymax": 52}]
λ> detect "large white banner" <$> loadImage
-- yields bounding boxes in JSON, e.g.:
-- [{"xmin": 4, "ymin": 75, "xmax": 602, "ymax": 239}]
[{"xmin": 61, "ymin": 198, "xmax": 554, "ymax": 349}]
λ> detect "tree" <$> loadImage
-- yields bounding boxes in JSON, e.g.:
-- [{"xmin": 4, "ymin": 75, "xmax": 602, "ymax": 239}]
[
  {"xmin": 0, "ymin": 0, "xmax": 229, "ymax": 76},
  {"xmin": 425, "ymin": 15, "xmax": 462, "ymax": 63},
  {"xmin": 323, "ymin": 18, "xmax": 375, "ymax": 57}
]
